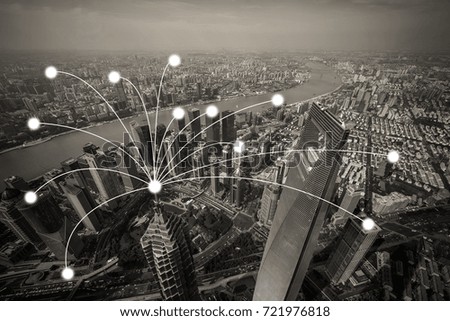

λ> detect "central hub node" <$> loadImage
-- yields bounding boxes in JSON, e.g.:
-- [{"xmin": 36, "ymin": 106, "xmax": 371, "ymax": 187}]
[{"xmin": 148, "ymin": 180, "xmax": 162, "ymax": 194}]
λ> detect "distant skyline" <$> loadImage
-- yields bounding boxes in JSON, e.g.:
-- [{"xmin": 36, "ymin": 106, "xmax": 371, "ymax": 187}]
[{"xmin": 0, "ymin": 0, "xmax": 449, "ymax": 52}]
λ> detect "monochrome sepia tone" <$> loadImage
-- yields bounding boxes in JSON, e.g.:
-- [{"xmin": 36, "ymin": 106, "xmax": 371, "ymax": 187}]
[{"xmin": 0, "ymin": 0, "xmax": 449, "ymax": 302}]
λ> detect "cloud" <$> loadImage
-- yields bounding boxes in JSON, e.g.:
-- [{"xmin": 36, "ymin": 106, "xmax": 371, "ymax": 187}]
[{"xmin": 0, "ymin": 0, "xmax": 448, "ymax": 51}]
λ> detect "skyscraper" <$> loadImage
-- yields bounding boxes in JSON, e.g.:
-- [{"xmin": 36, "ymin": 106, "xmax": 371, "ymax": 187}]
[
  {"xmin": 221, "ymin": 144, "xmax": 233, "ymax": 186},
  {"xmin": 210, "ymin": 159, "xmax": 221, "ymax": 195},
  {"xmin": 130, "ymin": 119, "xmax": 153, "ymax": 166},
  {"xmin": 60, "ymin": 180, "xmax": 101, "ymax": 232},
  {"xmin": 258, "ymin": 184, "xmax": 280, "ymax": 226},
  {"xmin": 205, "ymin": 113, "xmax": 221, "ymax": 142},
  {"xmin": 162, "ymin": 135, "xmax": 181, "ymax": 177},
  {"xmin": 79, "ymin": 147, "xmax": 122, "ymax": 208},
  {"xmin": 332, "ymin": 185, "xmax": 364, "ymax": 226},
  {"xmin": 17, "ymin": 191, "xmax": 83, "ymax": 260},
  {"xmin": 61, "ymin": 158, "xmax": 90, "ymax": 188},
  {"xmin": 221, "ymin": 110, "xmax": 236, "ymax": 143},
  {"xmin": 115, "ymin": 79, "xmax": 127, "ymax": 106},
  {"xmin": 254, "ymin": 102, "xmax": 349, "ymax": 301},
  {"xmin": 114, "ymin": 146, "xmax": 142, "ymax": 192},
  {"xmin": 231, "ymin": 177, "xmax": 243, "ymax": 207},
  {"xmin": 325, "ymin": 217, "xmax": 380, "ymax": 285},
  {"xmin": 177, "ymin": 114, "xmax": 186, "ymax": 132},
  {"xmin": 0, "ymin": 187, "xmax": 45, "ymax": 250},
  {"xmin": 188, "ymin": 108, "xmax": 201, "ymax": 141},
  {"xmin": 140, "ymin": 206, "xmax": 199, "ymax": 300}
]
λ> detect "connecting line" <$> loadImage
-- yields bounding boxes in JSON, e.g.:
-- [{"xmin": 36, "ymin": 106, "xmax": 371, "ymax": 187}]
[
  {"xmin": 154, "ymin": 116, "xmax": 176, "ymax": 179},
  {"xmin": 40, "ymin": 122, "xmax": 152, "ymax": 179},
  {"xmin": 57, "ymin": 71, "xmax": 150, "ymax": 177},
  {"xmin": 35, "ymin": 168, "xmax": 148, "ymax": 193},
  {"xmin": 64, "ymin": 187, "xmax": 148, "ymax": 267},
  {"xmin": 121, "ymin": 77, "xmax": 156, "ymax": 172},
  {"xmin": 153, "ymin": 63, "xmax": 170, "ymax": 181},
  {"xmin": 162, "ymin": 100, "xmax": 272, "ymax": 177},
  {"xmin": 156, "ymin": 110, "xmax": 207, "ymax": 179},
  {"xmin": 160, "ymin": 147, "xmax": 388, "ymax": 184},
  {"xmin": 161, "ymin": 176, "xmax": 363, "ymax": 222}
]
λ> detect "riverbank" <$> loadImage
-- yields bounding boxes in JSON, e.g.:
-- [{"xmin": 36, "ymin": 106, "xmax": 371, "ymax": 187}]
[
  {"xmin": 0, "ymin": 78, "xmax": 309, "ymax": 156},
  {"xmin": 0, "ymin": 61, "xmax": 341, "ymax": 189}
]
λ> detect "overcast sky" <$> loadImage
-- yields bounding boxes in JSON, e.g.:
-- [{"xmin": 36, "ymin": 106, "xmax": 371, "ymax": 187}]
[{"xmin": 0, "ymin": 0, "xmax": 449, "ymax": 52}]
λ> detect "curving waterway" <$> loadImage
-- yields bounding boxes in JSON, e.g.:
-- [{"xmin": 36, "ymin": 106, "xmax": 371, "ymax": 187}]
[{"xmin": 0, "ymin": 62, "xmax": 341, "ymax": 190}]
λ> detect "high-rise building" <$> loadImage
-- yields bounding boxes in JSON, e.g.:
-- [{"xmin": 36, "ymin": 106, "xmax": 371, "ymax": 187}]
[
  {"xmin": 61, "ymin": 158, "xmax": 90, "ymax": 190},
  {"xmin": 177, "ymin": 115, "xmax": 186, "ymax": 132},
  {"xmin": 60, "ymin": 180, "xmax": 101, "ymax": 232},
  {"xmin": 17, "ymin": 191, "xmax": 83, "ymax": 260},
  {"xmin": 331, "ymin": 185, "xmax": 364, "ymax": 226},
  {"xmin": 231, "ymin": 177, "xmax": 243, "ymax": 207},
  {"xmin": 221, "ymin": 144, "xmax": 233, "ymax": 186},
  {"xmin": 205, "ymin": 113, "xmax": 220, "ymax": 142},
  {"xmin": 114, "ymin": 146, "xmax": 141, "ymax": 192},
  {"xmin": 130, "ymin": 119, "xmax": 153, "ymax": 166},
  {"xmin": 4, "ymin": 176, "xmax": 29, "ymax": 191},
  {"xmin": 274, "ymin": 160, "xmax": 286, "ymax": 185},
  {"xmin": 140, "ymin": 207, "xmax": 199, "ymax": 300},
  {"xmin": 43, "ymin": 168, "xmax": 65, "ymax": 195},
  {"xmin": 0, "ymin": 187, "xmax": 45, "ymax": 250},
  {"xmin": 325, "ymin": 217, "xmax": 380, "ymax": 285},
  {"xmin": 221, "ymin": 110, "xmax": 236, "ymax": 143},
  {"xmin": 258, "ymin": 184, "xmax": 280, "ymax": 226},
  {"xmin": 210, "ymin": 159, "xmax": 221, "ymax": 195},
  {"xmin": 115, "ymin": 79, "xmax": 127, "ymax": 105},
  {"xmin": 162, "ymin": 135, "xmax": 181, "ymax": 178},
  {"xmin": 192, "ymin": 150, "xmax": 204, "ymax": 180},
  {"xmin": 79, "ymin": 148, "xmax": 122, "ymax": 208},
  {"xmin": 254, "ymin": 102, "xmax": 350, "ymax": 301},
  {"xmin": 188, "ymin": 108, "xmax": 201, "ymax": 141}
]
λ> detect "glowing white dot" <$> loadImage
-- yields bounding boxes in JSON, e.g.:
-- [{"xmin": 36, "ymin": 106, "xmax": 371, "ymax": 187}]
[
  {"xmin": 27, "ymin": 117, "xmax": 41, "ymax": 131},
  {"xmin": 206, "ymin": 105, "xmax": 219, "ymax": 118},
  {"xmin": 271, "ymin": 94, "xmax": 285, "ymax": 107},
  {"xmin": 45, "ymin": 66, "xmax": 58, "ymax": 79},
  {"xmin": 172, "ymin": 107, "xmax": 185, "ymax": 120},
  {"xmin": 148, "ymin": 180, "xmax": 162, "ymax": 194},
  {"xmin": 387, "ymin": 150, "xmax": 400, "ymax": 163},
  {"xmin": 233, "ymin": 140, "xmax": 245, "ymax": 154},
  {"xmin": 108, "ymin": 71, "xmax": 121, "ymax": 84},
  {"xmin": 24, "ymin": 191, "xmax": 37, "ymax": 204},
  {"xmin": 61, "ymin": 267, "xmax": 74, "ymax": 280},
  {"xmin": 168, "ymin": 54, "xmax": 181, "ymax": 67},
  {"xmin": 362, "ymin": 218, "xmax": 375, "ymax": 231}
]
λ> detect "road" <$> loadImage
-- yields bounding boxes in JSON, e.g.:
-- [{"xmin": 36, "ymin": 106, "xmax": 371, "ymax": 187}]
[{"xmin": 194, "ymin": 227, "xmax": 240, "ymax": 268}]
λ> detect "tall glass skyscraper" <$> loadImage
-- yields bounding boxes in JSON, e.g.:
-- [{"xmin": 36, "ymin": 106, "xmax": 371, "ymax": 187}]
[
  {"xmin": 140, "ymin": 206, "xmax": 199, "ymax": 300},
  {"xmin": 325, "ymin": 217, "xmax": 380, "ymax": 285},
  {"xmin": 253, "ymin": 103, "xmax": 349, "ymax": 300},
  {"xmin": 17, "ymin": 191, "xmax": 83, "ymax": 260}
]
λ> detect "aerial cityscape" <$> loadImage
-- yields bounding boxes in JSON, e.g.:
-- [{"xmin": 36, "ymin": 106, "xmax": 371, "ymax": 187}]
[{"xmin": 0, "ymin": 0, "xmax": 449, "ymax": 303}]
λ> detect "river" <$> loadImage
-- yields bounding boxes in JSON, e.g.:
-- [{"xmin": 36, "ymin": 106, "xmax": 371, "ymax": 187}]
[{"xmin": 0, "ymin": 62, "xmax": 341, "ymax": 190}]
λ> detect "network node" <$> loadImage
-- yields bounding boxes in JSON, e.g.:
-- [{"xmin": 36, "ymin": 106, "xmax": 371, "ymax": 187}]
[
  {"xmin": 172, "ymin": 107, "xmax": 185, "ymax": 120},
  {"xmin": 108, "ymin": 71, "xmax": 121, "ymax": 84},
  {"xmin": 45, "ymin": 66, "xmax": 58, "ymax": 79},
  {"xmin": 168, "ymin": 54, "xmax": 181, "ymax": 67},
  {"xmin": 387, "ymin": 150, "xmax": 400, "ymax": 163},
  {"xmin": 148, "ymin": 180, "xmax": 162, "ymax": 194},
  {"xmin": 61, "ymin": 267, "xmax": 74, "ymax": 280},
  {"xmin": 362, "ymin": 218, "xmax": 375, "ymax": 231},
  {"xmin": 271, "ymin": 93, "xmax": 284, "ymax": 107},
  {"xmin": 233, "ymin": 140, "xmax": 245, "ymax": 154},
  {"xmin": 24, "ymin": 191, "xmax": 37, "ymax": 205},
  {"xmin": 206, "ymin": 105, "xmax": 219, "ymax": 118},
  {"xmin": 27, "ymin": 117, "xmax": 41, "ymax": 131}
]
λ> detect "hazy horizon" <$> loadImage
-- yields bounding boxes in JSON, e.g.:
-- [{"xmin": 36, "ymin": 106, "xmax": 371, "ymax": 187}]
[{"xmin": 0, "ymin": 0, "xmax": 449, "ymax": 53}]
